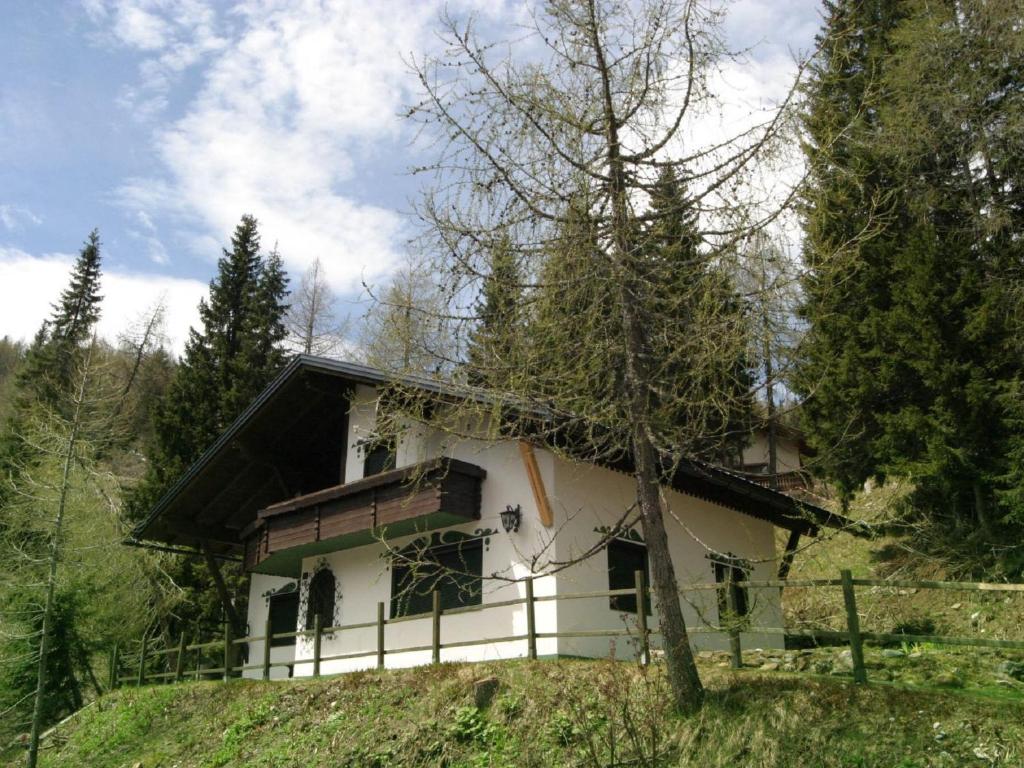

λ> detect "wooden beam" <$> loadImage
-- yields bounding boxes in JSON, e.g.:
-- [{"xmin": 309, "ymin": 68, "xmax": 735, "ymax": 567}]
[
  {"xmin": 518, "ymin": 441, "xmax": 553, "ymax": 527},
  {"xmin": 202, "ymin": 542, "xmax": 244, "ymax": 636},
  {"xmin": 777, "ymin": 528, "xmax": 802, "ymax": 580}
]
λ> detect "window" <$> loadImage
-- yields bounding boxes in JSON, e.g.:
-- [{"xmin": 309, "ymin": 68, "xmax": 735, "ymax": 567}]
[
  {"xmin": 711, "ymin": 554, "xmax": 750, "ymax": 618},
  {"xmin": 305, "ymin": 568, "xmax": 336, "ymax": 630},
  {"xmin": 363, "ymin": 437, "xmax": 396, "ymax": 477},
  {"xmin": 391, "ymin": 538, "xmax": 483, "ymax": 618},
  {"xmin": 607, "ymin": 539, "xmax": 651, "ymax": 615},
  {"xmin": 267, "ymin": 584, "xmax": 299, "ymax": 648}
]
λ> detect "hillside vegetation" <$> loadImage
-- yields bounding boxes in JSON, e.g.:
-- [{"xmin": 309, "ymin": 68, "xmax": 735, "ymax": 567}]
[{"xmin": 16, "ymin": 659, "xmax": 1023, "ymax": 768}]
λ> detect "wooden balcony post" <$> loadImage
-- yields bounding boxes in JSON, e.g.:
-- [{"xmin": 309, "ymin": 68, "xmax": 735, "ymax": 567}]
[
  {"xmin": 635, "ymin": 570, "xmax": 650, "ymax": 666},
  {"xmin": 432, "ymin": 590, "xmax": 441, "ymax": 664},
  {"xmin": 312, "ymin": 614, "xmax": 322, "ymax": 678},
  {"xmin": 841, "ymin": 569, "xmax": 867, "ymax": 683},
  {"xmin": 376, "ymin": 602, "xmax": 385, "ymax": 670},
  {"xmin": 174, "ymin": 633, "xmax": 186, "ymax": 683},
  {"xmin": 262, "ymin": 618, "xmax": 273, "ymax": 681},
  {"xmin": 525, "ymin": 578, "xmax": 537, "ymax": 661}
]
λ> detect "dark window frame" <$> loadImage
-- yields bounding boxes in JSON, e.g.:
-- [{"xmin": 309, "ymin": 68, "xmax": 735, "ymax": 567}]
[
  {"xmin": 607, "ymin": 539, "xmax": 651, "ymax": 615},
  {"xmin": 362, "ymin": 436, "xmax": 396, "ymax": 478},
  {"xmin": 711, "ymin": 554, "xmax": 750, "ymax": 618},
  {"xmin": 268, "ymin": 587, "xmax": 300, "ymax": 648},
  {"xmin": 390, "ymin": 538, "xmax": 484, "ymax": 618},
  {"xmin": 305, "ymin": 568, "xmax": 337, "ymax": 630}
]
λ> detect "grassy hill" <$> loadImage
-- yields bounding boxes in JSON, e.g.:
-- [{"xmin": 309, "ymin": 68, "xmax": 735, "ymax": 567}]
[{"xmin": 16, "ymin": 659, "xmax": 1024, "ymax": 768}]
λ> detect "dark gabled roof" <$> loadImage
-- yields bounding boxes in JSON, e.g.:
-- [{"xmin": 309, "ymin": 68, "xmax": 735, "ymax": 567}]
[{"xmin": 135, "ymin": 355, "xmax": 850, "ymax": 551}]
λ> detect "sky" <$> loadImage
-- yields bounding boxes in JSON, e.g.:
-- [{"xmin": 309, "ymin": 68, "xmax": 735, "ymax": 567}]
[{"xmin": 0, "ymin": 0, "xmax": 822, "ymax": 355}]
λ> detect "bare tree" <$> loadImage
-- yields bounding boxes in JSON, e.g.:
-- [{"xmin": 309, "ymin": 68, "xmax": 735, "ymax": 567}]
[
  {"xmin": 387, "ymin": 0, "xmax": 807, "ymax": 712},
  {"xmin": 286, "ymin": 258, "xmax": 349, "ymax": 357}
]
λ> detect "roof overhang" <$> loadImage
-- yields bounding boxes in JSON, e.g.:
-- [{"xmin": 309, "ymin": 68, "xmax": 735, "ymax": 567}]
[{"xmin": 133, "ymin": 356, "xmax": 854, "ymax": 557}]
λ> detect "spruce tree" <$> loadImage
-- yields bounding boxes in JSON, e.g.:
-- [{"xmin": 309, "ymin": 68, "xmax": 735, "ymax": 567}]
[
  {"xmin": 17, "ymin": 229, "xmax": 104, "ymax": 410},
  {"xmin": 466, "ymin": 236, "xmax": 526, "ymax": 390},
  {"xmin": 795, "ymin": 0, "xmax": 1021, "ymax": 551},
  {"xmin": 127, "ymin": 215, "xmax": 289, "ymax": 633},
  {"xmin": 640, "ymin": 167, "xmax": 753, "ymax": 462}
]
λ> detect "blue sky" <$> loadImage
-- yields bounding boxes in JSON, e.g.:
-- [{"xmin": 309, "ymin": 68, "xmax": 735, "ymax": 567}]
[{"xmin": 0, "ymin": 0, "xmax": 821, "ymax": 354}]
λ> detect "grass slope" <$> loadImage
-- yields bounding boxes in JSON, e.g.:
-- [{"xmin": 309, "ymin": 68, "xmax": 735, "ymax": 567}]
[{"xmin": 19, "ymin": 660, "xmax": 1024, "ymax": 768}]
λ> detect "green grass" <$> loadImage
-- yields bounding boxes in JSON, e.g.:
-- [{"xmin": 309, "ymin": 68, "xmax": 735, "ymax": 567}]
[{"xmin": 16, "ymin": 659, "xmax": 1024, "ymax": 768}]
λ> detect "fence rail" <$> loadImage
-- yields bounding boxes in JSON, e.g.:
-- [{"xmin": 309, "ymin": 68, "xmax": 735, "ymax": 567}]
[{"xmin": 109, "ymin": 569, "xmax": 1023, "ymax": 689}]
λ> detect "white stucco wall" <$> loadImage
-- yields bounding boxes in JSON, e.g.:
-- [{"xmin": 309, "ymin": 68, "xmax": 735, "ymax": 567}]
[
  {"xmin": 549, "ymin": 457, "xmax": 783, "ymax": 659},
  {"xmin": 741, "ymin": 431, "xmax": 802, "ymax": 474},
  {"xmin": 244, "ymin": 573, "xmax": 303, "ymax": 680},
  {"xmin": 244, "ymin": 386, "xmax": 785, "ymax": 679}
]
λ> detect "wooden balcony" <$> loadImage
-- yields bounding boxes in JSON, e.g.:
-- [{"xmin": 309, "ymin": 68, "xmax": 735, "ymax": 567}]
[{"xmin": 242, "ymin": 458, "xmax": 485, "ymax": 577}]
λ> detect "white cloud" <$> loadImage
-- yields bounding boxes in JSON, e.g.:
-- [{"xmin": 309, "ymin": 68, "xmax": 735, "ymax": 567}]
[
  {"xmin": 0, "ymin": 204, "xmax": 42, "ymax": 231},
  {"xmin": 0, "ymin": 247, "xmax": 206, "ymax": 355},
  {"xmin": 108, "ymin": 0, "xmax": 447, "ymax": 294}
]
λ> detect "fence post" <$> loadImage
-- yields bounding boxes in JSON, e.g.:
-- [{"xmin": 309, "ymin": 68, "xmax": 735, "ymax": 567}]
[
  {"xmin": 262, "ymin": 618, "xmax": 273, "ymax": 681},
  {"xmin": 174, "ymin": 633, "xmax": 186, "ymax": 683},
  {"xmin": 432, "ymin": 590, "xmax": 441, "ymax": 664},
  {"xmin": 312, "ymin": 614, "xmax": 322, "ymax": 678},
  {"xmin": 725, "ymin": 576, "xmax": 742, "ymax": 669},
  {"xmin": 137, "ymin": 634, "xmax": 148, "ymax": 687},
  {"xmin": 222, "ymin": 622, "xmax": 233, "ymax": 682},
  {"xmin": 840, "ymin": 569, "xmax": 867, "ymax": 683},
  {"xmin": 376, "ymin": 602, "xmax": 386, "ymax": 670},
  {"xmin": 635, "ymin": 570, "xmax": 650, "ymax": 666},
  {"xmin": 108, "ymin": 642, "xmax": 119, "ymax": 691},
  {"xmin": 525, "ymin": 578, "xmax": 537, "ymax": 661}
]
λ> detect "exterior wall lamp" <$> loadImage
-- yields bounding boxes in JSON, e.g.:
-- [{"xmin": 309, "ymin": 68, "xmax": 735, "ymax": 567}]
[{"xmin": 500, "ymin": 504, "xmax": 522, "ymax": 534}]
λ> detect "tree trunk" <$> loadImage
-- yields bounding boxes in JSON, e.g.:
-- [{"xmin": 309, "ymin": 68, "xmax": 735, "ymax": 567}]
[
  {"xmin": 586, "ymin": 0, "xmax": 703, "ymax": 713},
  {"xmin": 27, "ymin": 350, "xmax": 91, "ymax": 768},
  {"xmin": 973, "ymin": 481, "xmax": 993, "ymax": 541}
]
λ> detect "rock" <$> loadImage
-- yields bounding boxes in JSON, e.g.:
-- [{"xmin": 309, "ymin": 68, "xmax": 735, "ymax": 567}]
[
  {"xmin": 874, "ymin": 669, "xmax": 893, "ymax": 681},
  {"xmin": 934, "ymin": 672, "xmax": 963, "ymax": 688},
  {"xmin": 812, "ymin": 660, "xmax": 832, "ymax": 674},
  {"xmin": 795, "ymin": 656, "xmax": 811, "ymax": 672},
  {"xmin": 473, "ymin": 677, "xmax": 500, "ymax": 709},
  {"xmin": 716, "ymin": 661, "xmax": 731, "ymax": 668},
  {"xmin": 970, "ymin": 611, "xmax": 982, "ymax": 627},
  {"xmin": 698, "ymin": 651, "xmax": 715, "ymax": 660},
  {"xmin": 781, "ymin": 662, "xmax": 796, "ymax": 673},
  {"xmin": 759, "ymin": 661, "xmax": 780, "ymax": 672},
  {"xmin": 834, "ymin": 650, "xmax": 854, "ymax": 670},
  {"xmin": 829, "ymin": 666, "xmax": 849, "ymax": 677},
  {"xmin": 907, "ymin": 651, "xmax": 923, "ymax": 659},
  {"xmin": 997, "ymin": 661, "xmax": 1024, "ymax": 681},
  {"xmin": 951, "ymin": 603, "xmax": 961, "ymax": 610},
  {"xmin": 882, "ymin": 649, "xmax": 905, "ymax": 658}
]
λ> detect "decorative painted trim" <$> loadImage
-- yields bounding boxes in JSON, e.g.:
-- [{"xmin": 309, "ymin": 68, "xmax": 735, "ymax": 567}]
[
  {"xmin": 594, "ymin": 525, "xmax": 645, "ymax": 545},
  {"xmin": 299, "ymin": 558, "xmax": 341, "ymax": 636},
  {"xmin": 382, "ymin": 528, "xmax": 498, "ymax": 563},
  {"xmin": 261, "ymin": 580, "xmax": 298, "ymax": 604}
]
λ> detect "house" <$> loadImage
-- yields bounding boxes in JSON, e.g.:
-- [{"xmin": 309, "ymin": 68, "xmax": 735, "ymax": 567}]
[
  {"xmin": 132, "ymin": 356, "xmax": 847, "ymax": 679},
  {"xmin": 734, "ymin": 424, "xmax": 810, "ymax": 493}
]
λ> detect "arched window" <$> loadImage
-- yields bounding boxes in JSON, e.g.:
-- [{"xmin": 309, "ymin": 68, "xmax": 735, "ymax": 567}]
[{"xmin": 305, "ymin": 568, "xmax": 336, "ymax": 630}]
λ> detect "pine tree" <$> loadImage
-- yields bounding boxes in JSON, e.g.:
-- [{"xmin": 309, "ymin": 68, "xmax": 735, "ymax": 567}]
[
  {"xmin": 17, "ymin": 230, "xmax": 104, "ymax": 410},
  {"xmin": 794, "ymin": 0, "xmax": 1021, "ymax": 549},
  {"xmin": 126, "ymin": 215, "xmax": 290, "ymax": 634},
  {"xmin": 640, "ymin": 167, "xmax": 753, "ymax": 462},
  {"xmin": 466, "ymin": 236, "xmax": 526, "ymax": 390}
]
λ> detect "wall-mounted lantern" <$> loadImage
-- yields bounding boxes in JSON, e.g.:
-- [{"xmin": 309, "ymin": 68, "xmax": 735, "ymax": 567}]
[{"xmin": 500, "ymin": 504, "xmax": 522, "ymax": 534}]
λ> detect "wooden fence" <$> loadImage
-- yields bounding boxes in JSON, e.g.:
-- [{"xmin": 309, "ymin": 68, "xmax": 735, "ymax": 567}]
[{"xmin": 109, "ymin": 570, "xmax": 1024, "ymax": 689}]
